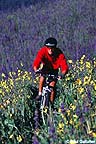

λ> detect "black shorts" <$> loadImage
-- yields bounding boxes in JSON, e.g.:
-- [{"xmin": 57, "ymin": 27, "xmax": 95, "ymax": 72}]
[{"xmin": 41, "ymin": 66, "xmax": 58, "ymax": 76}]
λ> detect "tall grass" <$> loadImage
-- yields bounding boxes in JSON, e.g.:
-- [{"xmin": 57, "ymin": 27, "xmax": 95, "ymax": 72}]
[
  {"xmin": 0, "ymin": 0, "xmax": 96, "ymax": 76},
  {"xmin": 0, "ymin": 55, "xmax": 96, "ymax": 143}
]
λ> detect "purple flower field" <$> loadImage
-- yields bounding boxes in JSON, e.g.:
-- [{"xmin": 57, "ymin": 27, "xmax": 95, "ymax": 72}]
[
  {"xmin": 0, "ymin": 1, "xmax": 96, "ymax": 143},
  {"xmin": 0, "ymin": 0, "xmax": 96, "ymax": 76}
]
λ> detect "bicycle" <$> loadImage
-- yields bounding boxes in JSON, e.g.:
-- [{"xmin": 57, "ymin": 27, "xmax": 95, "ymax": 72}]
[{"xmin": 35, "ymin": 71, "xmax": 60, "ymax": 126}]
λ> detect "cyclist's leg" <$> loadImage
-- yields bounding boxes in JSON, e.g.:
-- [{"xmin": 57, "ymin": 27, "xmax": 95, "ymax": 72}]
[
  {"xmin": 49, "ymin": 81, "xmax": 56, "ymax": 103},
  {"xmin": 36, "ymin": 76, "xmax": 45, "ymax": 100},
  {"xmin": 39, "ymin": 76, "xmax": 45, "ymax": 95},
  {"xmin": 38, "ymin": 66, "xmax": 47, "ymax": 96},
  {"xmin": 49, "ymin": 69, "xmax": 58, "ymax": 103}
]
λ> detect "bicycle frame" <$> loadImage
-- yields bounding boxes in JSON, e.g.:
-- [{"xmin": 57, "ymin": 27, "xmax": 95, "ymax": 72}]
[{"xmin": 40, "ymin": 74, "xmax": 58, "ymax": 125}]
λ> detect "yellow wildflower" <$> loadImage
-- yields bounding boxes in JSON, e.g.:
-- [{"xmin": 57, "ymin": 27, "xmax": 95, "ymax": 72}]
[
  {"xmin": 90, "ymin": 80, "xmax": 96, "ymax": 90},
  {"xmin": 2, "ymin": 73, "xmax": 6, "ymax": 78},
  {"xmin": 83, "ymin": 75, "xmax": 91, "ymax": 85},
  {"xmin": 75, "ymin": 122, "xmax": 80, "ymax": 129},
  {"xmin": 20, "ymin": 62, "xmax": 23, "ymax": 67},
  {"xmin": 63, "ymin": 117, "xmax": 68, "ymax": 125},
  {"xmin": 86, "ymin": 61, "xmax": 91, "ymax": 69},
  {"xmin": 0, "ymin": 89, "xmax": 3, "ymax": 94},
  {"xmin": 69, "ymin": 119, "xmax": 74, "ymax": 125},
  {"xmin": 35, "ymin": 128, "xmax": 40, "ymax": 135},
  {"xmin": 17, "ymin": 135, "xmax": 22, "ymax": 142},
  {"xmin": 43, "ymin": 107, "xmax": 48, "ymax": 113},
  {"xmin": 91, "ymin": 113, "xmax": 96, "ymax": 117},
  {"xmin": 69, "ymin": 139, "xmax": 78, "ymax": 144},
  {"xmin": 57, "ymin": 122, "xmax": 64, "ymax": 133},
  {"xmin": 8, "ymin": 78, "xmax": 14, "ymax": 87},
  {"xmin": 6, "ymin": 99, "xmax": 10, "ymax": 105},
  {"xmin": 80, "ymin": 55, "xmax": 85, "ymax": 64},
  {"xmin": 0, "ymin": 104, "xmax": 4, "ymax": 109},
  {"xmin": 58, "ymin": 122, "xmax": 64, "ymax": 128},
  {"xmin": 88, "ymin": 130, "xmax": 96, "ymax": 138},
  {"xmin": 76, "ymin": 78, "xmax": 82, "ymax": 85},
  {"xmin": 0, "ymin": 91, "xmax": 4, "ymax": 96},
  {"xmin": 61, "ymin": 113, "xmax": 65, "ymax": 119},
  {"xmin": 9, "ymin": 134, "xmax": 14, "ymax": 139},
  {"xmin": 70, "ymin": 104, "xmax": 76, "ymax": 110},
  {"xmin": 9, "ymin": 72, "xmax": 13, "ymax": 78},
  {"xmin": 73, "ymin": 114, "xmax": 78, "ymax": 119},
  {"xmin": 18, "ymin": 69, "xmax": 21, "ymax": 73},
  {"xmin": 78, "ymin": 87, "xmax": 84, "ymax": 94},
  {"xmin": 80, "ymin": 60, "xmax": 83, "ymax": 65},
  {"xmin": 81, "ymin": 94, "xmax": 85, "ymax": 98},
  {"xmin": 68, "ymin": 60, "xmax": 73, "ymax": 64},
  {"xmin": 92, "ymin": 132, "xmax": 96, "ymax": 138},
  {"xmin": 81, "ymin": 55, "xmax": 85, "ymax": 60},
  {"xmin": 66, "ymin": 76, "xmax": 71, "ymax": 81},
  {"xmin": 66, "ymin": 109, "xmax": 70, "ymax": 116},
  {"xmin": 90, "ymin": 80, "xmax": 95, "ymax": 86},
  {"xmin": 12, "ymin": 71, "xmax": 16, "ymax": 75},
  {"xmin": 17, "ymin": 69, "xmax": 21, "ymax": 77},
  {"xmin": 58, "ymin": 108, "xmax": 61, "ymax": 113}
]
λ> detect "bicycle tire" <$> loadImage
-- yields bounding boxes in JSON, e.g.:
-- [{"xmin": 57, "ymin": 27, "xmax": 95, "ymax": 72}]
[{"xmin": 40, "ymin": 89, "xmax": 51, "ymax": 125}]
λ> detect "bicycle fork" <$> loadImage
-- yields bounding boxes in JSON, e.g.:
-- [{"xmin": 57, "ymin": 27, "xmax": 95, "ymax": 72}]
[{"xmin": 40, "ymin": 86, "xmax": 52, "ymax": 125}]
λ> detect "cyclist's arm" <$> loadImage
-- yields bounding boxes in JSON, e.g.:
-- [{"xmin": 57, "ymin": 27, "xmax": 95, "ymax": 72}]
[
  {"xmin": 59, "ymin": 54, "xmax": 69, "ymax": 78},
  {"xmin": 33, "ymin": 66, "xmax": 37, "ymax": 72},
  {"xmin": 33, "ymin": 48, "xmax": 44, "ymax": 71}
]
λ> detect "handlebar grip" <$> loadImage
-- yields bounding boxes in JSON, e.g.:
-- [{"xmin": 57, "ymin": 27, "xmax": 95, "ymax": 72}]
[{"xmin": 35, "ymin": 69, "xmax": 42, "ymax": 74}]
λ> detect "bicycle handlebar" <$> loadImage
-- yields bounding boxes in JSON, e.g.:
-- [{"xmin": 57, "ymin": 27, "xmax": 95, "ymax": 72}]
[{"xmin": 35, "ymin": 69, "xmax": 63, "ymax": 80}]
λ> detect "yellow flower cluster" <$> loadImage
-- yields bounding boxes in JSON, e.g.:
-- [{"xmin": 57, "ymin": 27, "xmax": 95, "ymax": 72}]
[
  {"xmin": 88, "ymin": 131, "xmax": 96, "ymax": 138},
  {"xmin": 0, "ymin": 69, "xmax": 32, "ymax": 110},
  {"xmin": 69, "ymin": 140, "xmax": 78, "ymax": 144},
  {"xmin": 56, "ymin": 55, "xmax": 96, "ymax": 140},
  {"xmin": 57, "ymin": 122, "xmax": 64, "ymax": 134},
  {"xmin": 17, "ymin": 135, "xmax": 22, "ymax": 142},
  {"xmin": 0, "ymin": 57, "xmax": 96, "ymax": 142},
  {"xmin": 67, "ymin": 55, "xmax": 96, "ymax": 95}
]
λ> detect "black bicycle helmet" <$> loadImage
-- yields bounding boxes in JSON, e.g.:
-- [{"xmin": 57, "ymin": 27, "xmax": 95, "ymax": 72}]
[{"xmin": 44, "ymin": 37, "xmax": 57, "ymax": 47}]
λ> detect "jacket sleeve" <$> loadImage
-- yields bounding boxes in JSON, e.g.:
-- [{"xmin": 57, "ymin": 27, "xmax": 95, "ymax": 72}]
[
  {"xmin": 33, "ymin": 48, "xmax": 44, "ymax": 69},
  {"xmin": 59, "ymin": 54, "xmax": 69, "ymax": 73}
]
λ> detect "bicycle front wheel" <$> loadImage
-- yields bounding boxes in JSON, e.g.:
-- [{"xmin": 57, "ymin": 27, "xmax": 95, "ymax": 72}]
[{"xmin": 40, "ymin": 91, "xmax": 50, "ymax": 125}]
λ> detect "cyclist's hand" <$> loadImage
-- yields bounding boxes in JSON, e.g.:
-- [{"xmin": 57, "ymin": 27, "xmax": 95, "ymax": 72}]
[{"xmin": 35, "ymin": 69, "xmax": 42, "ymax": 75}]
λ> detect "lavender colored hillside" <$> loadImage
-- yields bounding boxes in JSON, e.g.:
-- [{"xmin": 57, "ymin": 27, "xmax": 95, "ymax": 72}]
[{"xmin": 0, "ymin": 0, "xmax": 96, "ymax": 76}]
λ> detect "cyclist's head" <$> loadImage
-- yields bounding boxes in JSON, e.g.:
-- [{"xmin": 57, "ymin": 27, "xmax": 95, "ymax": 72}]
[{"xmin": 44, "ymin": 37, "xmax": 57, "ymax": 48}]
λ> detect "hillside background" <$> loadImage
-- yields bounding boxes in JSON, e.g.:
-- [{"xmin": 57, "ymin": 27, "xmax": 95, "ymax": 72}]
[{"xmin": 0, "ymin": 0, "xmax": 96, "ymax": 76}]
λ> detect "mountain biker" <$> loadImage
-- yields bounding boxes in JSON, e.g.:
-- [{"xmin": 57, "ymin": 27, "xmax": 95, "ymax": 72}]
[{"xmin": 33, "ymin": 37, "xmax": 68, "ymax": 105}]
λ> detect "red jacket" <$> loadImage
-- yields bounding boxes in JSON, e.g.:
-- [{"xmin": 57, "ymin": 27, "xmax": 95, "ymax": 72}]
[{"xmin": 33, "ymin": 46, "xmax": 68, "ymax": 73}]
